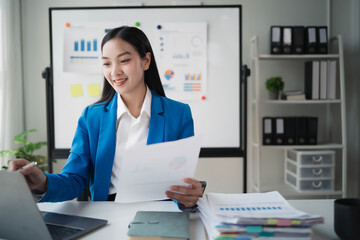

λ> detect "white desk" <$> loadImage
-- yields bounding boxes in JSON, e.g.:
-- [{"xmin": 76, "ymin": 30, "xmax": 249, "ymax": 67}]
[
  {"xmin": 38, "ymin": 201, "xmax": 206, "ymax": 240},
  {"xmin": 289, "ymin": 199, "xmax": 339, "ymax": 240},
  {"xmin": 38, "ymin": 199, "xmax": 339, "ymax": 240}
]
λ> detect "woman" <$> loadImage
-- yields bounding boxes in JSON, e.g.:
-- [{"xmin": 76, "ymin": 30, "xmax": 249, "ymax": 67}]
[{"xmin": 9, "ymin": 26, "xmax": 202, "ymax": 211}]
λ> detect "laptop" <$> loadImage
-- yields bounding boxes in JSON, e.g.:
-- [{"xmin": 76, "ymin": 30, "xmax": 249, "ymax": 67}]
[{"xmin": 0, "ymin": 170, "xmax": 108, "ymax": 240}]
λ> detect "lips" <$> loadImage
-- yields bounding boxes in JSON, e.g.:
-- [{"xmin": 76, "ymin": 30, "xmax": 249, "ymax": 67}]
[{"xmin": 113, "ymin": 78, "xmax": 127, "ymax": 86}]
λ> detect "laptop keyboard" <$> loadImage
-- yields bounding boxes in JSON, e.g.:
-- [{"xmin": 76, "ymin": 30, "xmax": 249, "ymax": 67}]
[{"xmin": 46, "ymin": 223, "xmax": 82, "ymax": 240}]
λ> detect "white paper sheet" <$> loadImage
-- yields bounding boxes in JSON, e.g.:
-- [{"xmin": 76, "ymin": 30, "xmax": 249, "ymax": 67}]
[
  {"xmin": 199, "ymin": 191, "xmax": 322, "ymax": 220},
  {"xmin": 114, "ymin": 135, "xmax": 201, "ymax": 203}
]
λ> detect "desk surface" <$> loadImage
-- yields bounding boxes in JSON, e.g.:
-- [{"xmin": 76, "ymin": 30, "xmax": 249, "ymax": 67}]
[
  {"xmin": 38, "ymin": 199, "xmax": 339, "ymax": 240},
  {"xmin": 288, "ymin": 199, "xmax": 338, "ymax": 240},
  {"xmin": 38, "ymin": 201, "xmax": 206, "ymax": 240}
]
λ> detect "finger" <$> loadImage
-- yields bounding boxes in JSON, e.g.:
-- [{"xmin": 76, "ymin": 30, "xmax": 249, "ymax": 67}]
[
  {"xmin": 21, "ymin": 165, "xmax": 40, "ymax": 176},
  {"xmin": 166, "ymin": 195, "xmax": 198, "ymax": 207},
  {"xmin": 166, "ymin": 191, "xmax": 199, "ymax": 205},
  {"xmin": 8, "ymin": 159, "xmax": 30, "ymax": 171},
  {"xmin": 22, "ymin": 168, "xmax": 47, "ymax": 192},
  {"xmin": 169, "ymin": 196, "xmax": 198, "ymax": 207},
  {"xmin": 184, "ymin": 178, "xmax": 202, "ymax": 189},
  {"xmin": 170, "ymin": 185, "xmax": 202, "ymax": 196}
]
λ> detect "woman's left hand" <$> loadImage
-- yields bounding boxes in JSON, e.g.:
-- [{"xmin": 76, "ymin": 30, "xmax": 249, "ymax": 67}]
[{"xmin": 166, "ymin": 178, "xmax": 203, "ymax": 207}]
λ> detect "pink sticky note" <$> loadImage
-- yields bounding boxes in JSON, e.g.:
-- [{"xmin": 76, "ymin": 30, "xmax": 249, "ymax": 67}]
[{"xmin": 277, "ymin": 219, "xmax": 291, "ymax": 226}]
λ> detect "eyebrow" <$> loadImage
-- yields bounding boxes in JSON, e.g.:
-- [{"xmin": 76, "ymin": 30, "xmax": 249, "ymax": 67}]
[{"xmin": 102, "ymin": 51, "xmax": 131, "ymax": 59}]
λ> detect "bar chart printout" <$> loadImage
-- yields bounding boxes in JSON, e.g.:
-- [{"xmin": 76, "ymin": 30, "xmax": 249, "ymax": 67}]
[
  {"xmin": 63, "ymin": 27, "xmax": 105, "ymax": 74},
  {"xmin": 154, "ymin": 22, "xmax": 208, "ymax": 101}
]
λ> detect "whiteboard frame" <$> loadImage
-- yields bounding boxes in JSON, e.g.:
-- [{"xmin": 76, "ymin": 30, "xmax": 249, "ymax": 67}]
[{"xmin": 45, "ymin": 5, "xmax": 245, "ymax": 170}]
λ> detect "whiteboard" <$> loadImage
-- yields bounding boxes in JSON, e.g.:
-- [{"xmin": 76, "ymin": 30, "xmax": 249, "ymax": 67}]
[{"xmin": 47, "ymin": 6, "xmax": 243, "ymax": 158}]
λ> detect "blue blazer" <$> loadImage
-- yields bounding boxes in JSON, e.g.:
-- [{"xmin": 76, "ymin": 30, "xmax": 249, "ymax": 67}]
[{"xmin": 41, "ymin": 91, "xmax": 194, "ymax": 202}]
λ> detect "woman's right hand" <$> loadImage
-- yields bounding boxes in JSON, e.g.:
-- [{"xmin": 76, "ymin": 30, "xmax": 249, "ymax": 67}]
[{"xmin": 8, "ymin": 159, "xmax": 48, "ymax": 193}]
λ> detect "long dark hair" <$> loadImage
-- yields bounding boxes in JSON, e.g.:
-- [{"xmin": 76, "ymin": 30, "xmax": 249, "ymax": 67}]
[{"xmin": 94, "ymin": 26, "xmax": 165, "ymax": 105}]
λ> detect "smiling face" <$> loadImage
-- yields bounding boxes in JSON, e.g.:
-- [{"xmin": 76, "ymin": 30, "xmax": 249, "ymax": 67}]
[{"xmin": 101, "ymin": 38, "xmax": 150, "ymax": 100}]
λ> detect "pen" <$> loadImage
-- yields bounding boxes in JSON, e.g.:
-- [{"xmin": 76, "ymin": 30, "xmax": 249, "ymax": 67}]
[{"xmin": 18, "ymin": 162, "xmax": 37, "ymax": 171}]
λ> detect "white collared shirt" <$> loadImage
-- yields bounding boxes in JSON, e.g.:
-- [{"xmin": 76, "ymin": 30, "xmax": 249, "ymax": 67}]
[{"xmin": 109, "ymin": 86, "xmax": 152, "ymax": 194}]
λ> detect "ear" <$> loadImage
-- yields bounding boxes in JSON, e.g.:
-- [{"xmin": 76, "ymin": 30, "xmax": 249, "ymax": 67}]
[{"xmin": 143, "ymin": 52, "xmax": 151, "ymax": 71}]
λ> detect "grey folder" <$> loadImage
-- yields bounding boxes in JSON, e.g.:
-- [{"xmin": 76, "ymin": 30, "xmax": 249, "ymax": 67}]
[
  {"xmin": 0, "ymin": 170, "xmax": 107, "ymax": 240},
  {"xmin": 128, "ymin": 211, "xmax": 189, "ymax": 239}
]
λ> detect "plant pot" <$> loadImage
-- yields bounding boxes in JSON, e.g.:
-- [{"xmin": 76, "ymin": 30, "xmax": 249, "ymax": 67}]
[{"xmin": 268, "ymin": 91, "xmax": 279, "ymax": 100}]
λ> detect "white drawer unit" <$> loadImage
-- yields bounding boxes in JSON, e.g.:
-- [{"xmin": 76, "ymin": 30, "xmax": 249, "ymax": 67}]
[
  {"xmin": 285, "ymin": 149, "xmax": 335, "ymax": 192},
  {"xmin": 286, "ymin": 160, "xmax": 334, "ymax": 178},
  {"xmin": 285, "ymin": 171, "xmax": 334, "ymax": 192},
  {"xmin": 287, "ymin": 149, "xmax": 335, "ymax": 166}
]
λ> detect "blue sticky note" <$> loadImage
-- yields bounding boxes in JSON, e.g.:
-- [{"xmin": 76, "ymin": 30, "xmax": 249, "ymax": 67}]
[{"xmin": 246, "ymin": 225, "xmax": 262, "ymax": 233}]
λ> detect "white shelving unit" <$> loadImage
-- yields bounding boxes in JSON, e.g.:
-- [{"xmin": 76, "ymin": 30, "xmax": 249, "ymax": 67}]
[{"xmin": 248, "ymin": 35, "xmax": 347, "ymax": 198}]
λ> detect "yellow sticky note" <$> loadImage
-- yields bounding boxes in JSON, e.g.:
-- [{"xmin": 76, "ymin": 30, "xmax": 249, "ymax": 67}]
[
  {"xmin": 88, "ymin": 84, "xmax": 101, "ymax": 97},
  {"xmin": 70, "ymin": 84, "xmax": 83, "ymax": 97},
  {"xmin": 291, "ymin": 220, "xmax": 301, "ymax": 225},
  {"xmin": 267, "ymin": 219, "xmax": 278, "ymax": 225}
]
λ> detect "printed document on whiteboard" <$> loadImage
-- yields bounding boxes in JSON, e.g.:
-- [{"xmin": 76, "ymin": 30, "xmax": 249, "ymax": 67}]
[{"xmin": 114, "ymin": 135, "xmax": 201, "ymax": 203}]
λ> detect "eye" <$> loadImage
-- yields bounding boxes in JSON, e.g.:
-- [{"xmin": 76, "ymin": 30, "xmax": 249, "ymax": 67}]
[
  {"xmin": 102, "ymin": 62, "xmax": 110, "ymax": 67},
  {"xmin": 121, "ymin": 59, "xmax": 130, "ymax": 63}
]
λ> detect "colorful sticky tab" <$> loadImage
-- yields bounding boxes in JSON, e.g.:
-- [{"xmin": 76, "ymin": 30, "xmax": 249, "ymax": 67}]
[
  {"xmin": 291, "ymin": 219, "xmax": 301, "ymax": 225},
  {"xmin": 70, "ymin": 84, "xmax": 83, "ymax": 97},
  {"xmin": 216, "ymin": 237, "xmax": 250, "ymax": 240},
  {"xmin": 135, "ymin": 21, "xmax": 141, "ymax": 27},
  {"xmin": 216, "ymin": 237, "xmax": 247, "ymax": 240},
  {"xmin": 277, "ymin": 219, "xmax": 291, "ymax": 226},
  {"xmin": 88, "ymin": 84, "xmax": 101, "ymax": 97},
  {"xmin": 259, "ymin": 232, "xmax": 274, "ymax": 237},
  {"xmin": 267, "ymin": 219, "xmax": 278, "ymax": 225},
  {"xmin": 246, "ymin": 225, "xmax": 262, "ymax": 233}
]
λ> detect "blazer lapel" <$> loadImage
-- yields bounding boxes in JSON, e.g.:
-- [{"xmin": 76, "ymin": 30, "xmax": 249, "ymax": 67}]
[
  {"xmin": 147, "ymin": 92, "xmax": 165, "ymax": 145},
  {"xmin": 93, "ymin": 93, "xmax": 117, "ymax": 200}
]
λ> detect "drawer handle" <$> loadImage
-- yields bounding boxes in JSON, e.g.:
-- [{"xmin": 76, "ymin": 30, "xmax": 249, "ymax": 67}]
[
  {"xmin": 312, "ymin": 156, "xmax": 323, "ymax": 163},
  {"xmin": 312, "ymin": 169, "xmax": 323, "ymax": 175},
  {"xmin": 312, "ymin": 181, "xmax": 322, "ymax": 188}
]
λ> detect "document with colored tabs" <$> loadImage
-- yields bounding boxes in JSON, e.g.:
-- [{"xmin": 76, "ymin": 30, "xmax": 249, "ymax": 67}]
[{"xmin": 197, "ymin": 191, "xmax": 324, "ymax": 239}]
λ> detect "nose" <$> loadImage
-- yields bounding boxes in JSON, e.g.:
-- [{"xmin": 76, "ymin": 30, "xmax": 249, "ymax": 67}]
[{"xmin": 111, "ymin": 63, "xmax": 123, "ymax": 76}]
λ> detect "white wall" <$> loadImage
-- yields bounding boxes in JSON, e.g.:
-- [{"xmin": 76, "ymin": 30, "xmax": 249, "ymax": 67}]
[
  {"xmin": 20, "ymin": 0, "xmax": 359, "ymax": 196},
  {"xmin": 331, "ymin": 0, "xmax": 360, "ymax": 198}
]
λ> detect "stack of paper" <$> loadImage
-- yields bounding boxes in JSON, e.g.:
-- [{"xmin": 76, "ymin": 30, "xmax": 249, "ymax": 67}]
[{"xmin": 197, "ymin": 191, "xmax": 323, "ymax": 240}]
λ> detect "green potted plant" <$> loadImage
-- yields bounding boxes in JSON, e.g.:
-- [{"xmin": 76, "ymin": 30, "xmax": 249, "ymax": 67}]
[
  {"xmin": 0, "ymin": 129, "xmax": 50, "ymax": 171},
  {"xmin": 265, "ymin": 76, "xmax": 284, "ymax": 100}
]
